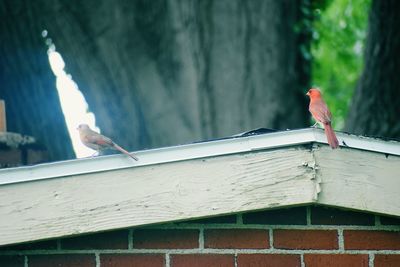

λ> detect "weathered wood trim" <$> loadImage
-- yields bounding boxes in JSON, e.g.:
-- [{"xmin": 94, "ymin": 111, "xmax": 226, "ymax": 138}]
[
  {"xmin": 0, "ymin": 129, "xmax": 399, "ymax": 246},
  {"xmin": 1, "ymin": 128, "xmax": 399, "ymax": 186},
  {"xmin": 0, "ymin": 147, "xmax": 316, "ymax": 246},
  {"xmin": 315, "ymin": 145, "xmax": 400, "ymax": 217}
]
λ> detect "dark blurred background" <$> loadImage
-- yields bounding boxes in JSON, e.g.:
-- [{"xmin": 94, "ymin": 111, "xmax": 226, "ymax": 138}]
[{"xmin": 0, "ymin": 0, "xmax": 399, "ymax": 161}]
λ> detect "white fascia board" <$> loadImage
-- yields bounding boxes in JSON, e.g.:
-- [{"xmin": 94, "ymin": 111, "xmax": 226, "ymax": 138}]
[
  {"xmin": 313, "ymin": 130, "xmax": 400, "ymax": 156},
  {"xmin": 0, "ymin": 128, "xmax": 399, "ymax": 186},
  {"xmin": 0, "ymin": 147, "xmax": 316, "ymax": 246}
]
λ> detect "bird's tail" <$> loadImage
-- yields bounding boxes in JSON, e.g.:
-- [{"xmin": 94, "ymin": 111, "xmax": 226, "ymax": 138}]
[
  {"xmin": 113, "ymin": 143, "xmax": 139, "ymax": 161},
  {"xmin": 324, "ymin": 123, "xmax": 339, "ymax": 149}
]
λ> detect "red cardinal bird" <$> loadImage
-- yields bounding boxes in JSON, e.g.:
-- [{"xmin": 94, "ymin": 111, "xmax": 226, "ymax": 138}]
[
  {"xmin": 306, "ymin": 88, "xmax": 339, "ymax": 149},
  {"xmin": 77, "ymin": 124, "xmax": 139, "ymax": 160}
]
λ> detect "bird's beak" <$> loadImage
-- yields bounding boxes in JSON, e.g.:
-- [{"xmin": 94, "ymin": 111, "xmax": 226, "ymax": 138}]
[{"xmin": 306, "ymin": 92, "xmax": 310, "ymax": 96}]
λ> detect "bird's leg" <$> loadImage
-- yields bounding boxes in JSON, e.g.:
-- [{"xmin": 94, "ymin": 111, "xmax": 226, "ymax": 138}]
[
  {"xmin": 311, "ymin": 121, "xmax": 321, "ymax": 128},
  {"xmin": 90, "ymin": 151, "xmax": 99, "ymax": 157}
]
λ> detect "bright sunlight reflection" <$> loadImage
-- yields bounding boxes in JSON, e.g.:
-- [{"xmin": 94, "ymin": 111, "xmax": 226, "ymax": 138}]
[{"xmin": 44, "ymin": 30, "xmax": 100, "ymax": 158}]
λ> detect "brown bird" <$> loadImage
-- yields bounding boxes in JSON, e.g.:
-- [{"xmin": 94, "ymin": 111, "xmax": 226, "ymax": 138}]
[
  {"xmin": 306, "ymin": 88, "xmax": 339, "ymax": 149},
  {"xmin": 77, "ymin": 124, "xmax": 139, "ymax": 160}
]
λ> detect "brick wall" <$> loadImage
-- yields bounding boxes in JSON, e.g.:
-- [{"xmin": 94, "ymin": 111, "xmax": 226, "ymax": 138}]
[
  {"xmin": 0, "ymin": 206, "xmax": 399, "ymax": 267},
  {"xmin": 0, "ymin": 139, "xmax": 48, "ymax": 168}
]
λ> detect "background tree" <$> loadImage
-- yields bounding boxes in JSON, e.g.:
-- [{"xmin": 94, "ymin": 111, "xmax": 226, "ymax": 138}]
[
  {"xmin": 48, "ymin": 0, "xmax": 311, "ymax": 149},
  {"xmin": 311, "ymin": 0, "xmax": 371, "ymax": 130},
  {"xmin": 0, "ymin": 1, "xmax": 74, "ymax": 161},
  {"xmin": 345, "ymin": 0, "xmax": 400, "ymax": 138},
  {"xmin": 0, "ymin": 0, "xmax": 312, "ymax": 161}
]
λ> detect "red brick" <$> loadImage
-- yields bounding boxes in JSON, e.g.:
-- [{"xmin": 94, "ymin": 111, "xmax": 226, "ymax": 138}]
[
  {"xmin": 27, "ymin": 149, "xmax": 48, "ymax": 164},
  {"xmin": 344, "ymin": 230, "xmax": 400, "ymax": 250},
  {"xmin": 0, "ymin": 148, "xmax": 22, "ymax": 166},
  {"xmin": 181, "ymin": 215, "xmax": 237, "ymax": 224},
  {"xmin": 133, "ymin": 229, "xmax": 198, "ymax": 249},
  {"xmin": 311, "ymin": 206, "xmax": 374, "ymax": 225},
  {"xmin": 29, "ymin": 254, "xmax": 95, "ymax": 267},
  {"xmin": 243, "ymin": 207, "xmax": 307, "ymax": 225},
  {"xmin": 101, "ymin": 254, "xmax": 164, "ymax": 267},
  {"xmin": 171, "ymin": 254, "xmax": 234, "ymax": 267},
  {"xmin": 61, "ymin": 230, "xmax": 128, "ymax": 249},
  {"xmin": 205, "ymin": 229, "xmax": 269, "ymax": 249},
  {"xmin": 237, "ymin": 254, "xmax": 300, "ymax": 267},
  {"xmin": 380, "ymin": 215, "xmax": 400, "ymax": 225},
  {"xmin": 304, "ymin": 254, "xmax": 368, "ymax": 267},
  {"xmin": 0, "ymin": 240, "xmax": 57, "ymax": 250},
  {"xmin": 274, "ymin": 229, "xmax": 338, "ymax": 249},
  {"xmin": 375, "ymin": 255, "xmax": 400, "ymax": 267},
  {"xmin": 0, "ymin": 255, "xmax": 24, "ymax": 267}
]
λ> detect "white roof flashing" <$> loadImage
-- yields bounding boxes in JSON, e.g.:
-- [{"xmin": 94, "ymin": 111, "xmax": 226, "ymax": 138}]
[{"xmin": 0, "ymin": 128, "xmax": 399, "ymax": 186}]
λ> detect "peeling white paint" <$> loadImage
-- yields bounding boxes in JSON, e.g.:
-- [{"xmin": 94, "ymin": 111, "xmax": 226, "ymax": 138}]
[{"xmin": 0, "ymin": 128, "xmax": 399, "ymax": 246}]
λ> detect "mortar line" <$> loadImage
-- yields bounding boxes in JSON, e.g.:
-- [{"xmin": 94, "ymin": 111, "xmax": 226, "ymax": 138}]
[
  {"xmin": 306, "ymin": 206, "xmax": 311, "ymax": 225},
  {"xmin": 2, "ymin": 248, "xmax": 399, "ymax": 255},
  {"xmin": 95, "ymin": 252, "xmax": 100, "ymax": 267},
  {"xmin": 369, "ymin": 253, "xmax": 375, "ymax": 267},
  {"xmin": 375, "ymin": 215, "xmax": 381, "ymax": 226},
  {"xmin": 269, "ymin": 228, "xmax": 274, "ymax": 249},
  {"xmin": 234, "ymin": 253, "xmax": 238, "ymax": 267},
  {"xmin": 165, "ymin": 253, "xmax": 170, "ymax": 267},
  {"xmin": 300, "ymin": 254, "xmax": 305, "ymax": 267},
  {"xmin": 338, "ymin": 229, "xmax": 344, "ymax": 251},
  {"xmin": 237, "ymin": 214, "xmax": 243, "ymax": 225},
  {"xmin": 142, "ymin": 223, "xmax": 400, "ymax": 231},
  {"xmin": 199, "ymin": 227, "xmax": 204, "ymax": 249},
  {"xmin": 128, "ymin": 229, "xmax": 133, "ymax": 250}
]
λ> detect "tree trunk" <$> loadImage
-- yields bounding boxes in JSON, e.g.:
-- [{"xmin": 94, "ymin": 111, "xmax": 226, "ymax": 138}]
[
  {"xmin": 0, "ymin": 1, "xmax": 75, "ymax": 161},
  {"xmin": 345, "ymin": 0, "xmax": 400, "ymax": 139},
  {"xmin": 45, "ymin": 0, "xmax": 310, "ymax": 150},
  {"xmin": 1, "ymin": 0, "xmax": 311, "ymax": 160}
]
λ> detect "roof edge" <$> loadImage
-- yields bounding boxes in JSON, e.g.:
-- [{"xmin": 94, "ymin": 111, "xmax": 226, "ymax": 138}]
[{"xmin": 0, "ymin": 128, "xmax": 399, "ymax": 186}]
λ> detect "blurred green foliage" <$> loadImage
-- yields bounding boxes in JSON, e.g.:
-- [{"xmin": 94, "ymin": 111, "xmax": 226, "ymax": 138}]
[{"xmin": 311, "ymin": 0, "xmax": 371, "ymax": 129}]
